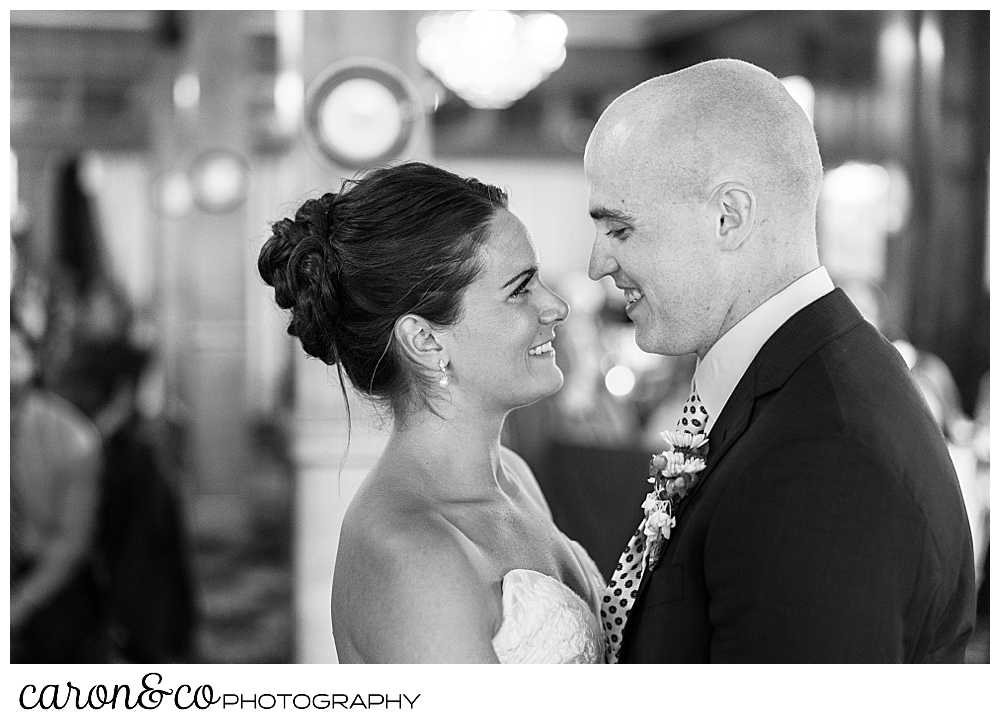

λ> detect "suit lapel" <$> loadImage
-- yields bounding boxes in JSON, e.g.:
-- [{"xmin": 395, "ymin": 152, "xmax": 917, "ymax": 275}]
[
  {"xmin": 696, "ymin": 366, "xmax": 755, "ymax": 492},
  {"xmin": 620, "ymin": 289, "xmax": 866, "ymax": 655},
  {"xmin": 676, "ymin": 289, "xmax": 863, "ymax": 515}
]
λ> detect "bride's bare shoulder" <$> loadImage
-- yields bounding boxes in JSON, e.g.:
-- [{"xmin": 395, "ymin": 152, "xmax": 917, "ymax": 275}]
[{"xmin": 332, "ymin": 475, "xmax": 500, "ymax": 662}]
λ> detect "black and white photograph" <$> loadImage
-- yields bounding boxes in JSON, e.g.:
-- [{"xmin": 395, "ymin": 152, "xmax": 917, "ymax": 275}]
[{"xmin": 7, "ymin": 5, "xmax": 992, "ymax": 717}]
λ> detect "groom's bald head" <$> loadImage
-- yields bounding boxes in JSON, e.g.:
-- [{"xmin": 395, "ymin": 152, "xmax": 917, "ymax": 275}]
[
  {"xmin": 585, "ymin": 58, "xmax": 823, "ymax": 215},
  {"xmin": 584, "ymin": 59, "xmax": 825, "ymax": 358}
]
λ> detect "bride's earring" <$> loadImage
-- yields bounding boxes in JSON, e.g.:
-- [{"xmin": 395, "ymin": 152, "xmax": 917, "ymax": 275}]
[{"xmin": 438, "ymin": 359, "xmax": 450, "ymax": 388}]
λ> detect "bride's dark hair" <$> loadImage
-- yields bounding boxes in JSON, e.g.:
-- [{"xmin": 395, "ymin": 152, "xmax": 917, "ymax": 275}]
[{"xmin": 258, "ymin": 161, "xmax": 508, "ymax": 415}]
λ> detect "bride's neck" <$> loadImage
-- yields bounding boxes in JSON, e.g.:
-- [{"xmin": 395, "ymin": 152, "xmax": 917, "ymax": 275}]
[{"xmin": 386, "ymin": 404, "xmax": 509, "ymax": 499}]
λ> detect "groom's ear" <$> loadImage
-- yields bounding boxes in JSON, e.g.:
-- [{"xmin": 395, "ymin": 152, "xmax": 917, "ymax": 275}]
[{"xmin": 711, "ymin": 182, "xmax": 755, "ymax": 251}]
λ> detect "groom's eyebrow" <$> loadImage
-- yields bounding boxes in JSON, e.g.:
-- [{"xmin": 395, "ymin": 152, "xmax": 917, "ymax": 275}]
[
  {"xmin": 502, "ymin": 266, "xmax": 538, "ymax": 289},
  {"xmin": 590, "ymin": 206, "xmax": 633, "ymax": 225}
]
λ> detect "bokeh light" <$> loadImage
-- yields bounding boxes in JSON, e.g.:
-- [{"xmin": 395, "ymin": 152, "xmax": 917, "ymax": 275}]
[{"xmin": 605, "ymin": 365, "xmax": 636, "ymax": 397}]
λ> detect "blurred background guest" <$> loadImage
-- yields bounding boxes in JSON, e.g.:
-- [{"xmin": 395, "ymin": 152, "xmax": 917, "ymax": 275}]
[
  {"xmin": 10, "ymin": 316, "xmax": 105, "ymax": 663},
  {"xmin": 61, "ymin": 340, "xmax": 196, "ymax": 663},
  {"xmin": 11, "ymin": 156, "xmax": 197, "ymax": 663},
  {"xmin": 838, "ymin": 275, "xmax": 971, "ymax": 438}
]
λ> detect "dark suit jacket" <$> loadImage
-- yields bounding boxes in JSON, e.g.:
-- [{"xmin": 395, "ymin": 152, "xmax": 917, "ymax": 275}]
[{"xmin": 618, "ymin": 290, "xmax": 977, "ymax": 663}]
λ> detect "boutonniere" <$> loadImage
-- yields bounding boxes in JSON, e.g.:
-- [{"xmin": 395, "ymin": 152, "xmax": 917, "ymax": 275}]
[{"xmin": 641, "ymin": 431, "xmax": 709, "ymax": 572}]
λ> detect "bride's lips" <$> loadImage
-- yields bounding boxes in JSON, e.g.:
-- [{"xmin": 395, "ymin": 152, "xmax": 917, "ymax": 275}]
[{"xmin": 528, "ymin": 339, "xmax": 555, "ymax": 357}]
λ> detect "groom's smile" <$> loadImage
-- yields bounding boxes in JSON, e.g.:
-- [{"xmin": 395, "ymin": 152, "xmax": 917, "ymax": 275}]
[{"xmin": 621, "ymin": 285, "xmax": 644, "ymax": 314}]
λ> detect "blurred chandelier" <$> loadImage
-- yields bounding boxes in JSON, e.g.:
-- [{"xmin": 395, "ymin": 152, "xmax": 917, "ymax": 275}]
[{"xmin": 417, "ymin": 10, "xmax": 568, "ymax": 109}]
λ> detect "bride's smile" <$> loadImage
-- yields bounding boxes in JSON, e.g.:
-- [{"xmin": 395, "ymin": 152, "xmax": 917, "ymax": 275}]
[
  {"xmin": 441, "ymin": 207, "xmax": 569, "ymax": 411},
  {"xmin": 527, "ymin": 339, "xmax": 554, "ymax": 356}
]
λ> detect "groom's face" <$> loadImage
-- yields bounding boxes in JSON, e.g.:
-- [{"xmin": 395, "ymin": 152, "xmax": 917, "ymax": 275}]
[{"xmin": 584, "ymin": 142, "xmax": 725, "ymax": 358}]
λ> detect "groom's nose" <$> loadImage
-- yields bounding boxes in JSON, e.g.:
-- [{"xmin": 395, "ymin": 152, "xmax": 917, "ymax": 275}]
[{"xmin": 588, "ymin": 237, "xmax": 618, "ymax": 281}]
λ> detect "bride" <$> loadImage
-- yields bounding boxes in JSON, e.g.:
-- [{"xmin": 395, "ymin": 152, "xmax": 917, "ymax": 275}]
[{"xmin": 258, "ymin": 162, "xmax": 606, "ymax": 663}]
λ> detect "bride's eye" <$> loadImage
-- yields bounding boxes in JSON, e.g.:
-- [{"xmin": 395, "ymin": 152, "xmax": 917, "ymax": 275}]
[{"xmin": 510, "ymin": 273, "xmax": 535, "ymax": 298}]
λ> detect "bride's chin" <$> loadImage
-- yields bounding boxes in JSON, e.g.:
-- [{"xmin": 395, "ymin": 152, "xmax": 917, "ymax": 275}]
[
  {"xmin": 534, "ymin": 370, "xmax": 565, "ymax": 399},
  {"xmin": 504, "ymin": 374, "xmax": 563, "ymax": 409}
]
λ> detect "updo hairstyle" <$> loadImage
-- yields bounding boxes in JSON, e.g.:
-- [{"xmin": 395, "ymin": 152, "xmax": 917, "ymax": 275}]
[{"xmin": 258, "ymin": 161, "xmax": 508, "ymax": 415}]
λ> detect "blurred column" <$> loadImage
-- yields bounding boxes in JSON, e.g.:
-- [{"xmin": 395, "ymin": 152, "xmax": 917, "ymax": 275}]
[
  {"xmin": 149, "ymin": 11, "xmax": 258, "ymax": 661},
  {"xmin": 873, "ymin": 10, "xmax": 918, "ymax": 339},
  {"xmin": 901, "ymin": 10, "xmax": 940, "ymax": 340},
  {"xmin": 147, "ymin": 18, "xmax": 186, "ymax": 466},
  {"xmin": 175, "ymin": 12, "xmax": 254, "ymax": 500},
  {"xmin": 8, "ymin": 147, "xmax": 58, "ymax": 273},
  {"xmin": 291, "ymin": 10, "xmax": 431, "ymax": 663},
  {"xmin": 904, "ymin": 11, "xmax": 989, "ymax": 411}
]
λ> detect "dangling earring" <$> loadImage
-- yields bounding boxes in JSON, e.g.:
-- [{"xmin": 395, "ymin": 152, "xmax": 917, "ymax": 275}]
[{"xmin": 438, "ymin": 359, "xmax": 450, "ymax": 388}]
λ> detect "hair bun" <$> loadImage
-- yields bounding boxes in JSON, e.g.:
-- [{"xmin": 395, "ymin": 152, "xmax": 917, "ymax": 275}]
[
  {"xmin": 258, "ymin": 194, "xmax": 343, "ymax": 365},
  {"xmin": 258, "ymin": 162, "xmax": 508, "ymax": 411}
]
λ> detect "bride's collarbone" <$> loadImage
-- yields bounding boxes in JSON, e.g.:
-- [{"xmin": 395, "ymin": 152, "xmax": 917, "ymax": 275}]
[
  {"xmin": 355, "ymin": 472, "xmax": 590, "ymax": 603},
  {"xmin": 444, "ymin": 490, "xmax": 553, "ymax": 543},
  {"xmin": 454, "ymin": 508, "xmax": 590, "ymax": 603}
]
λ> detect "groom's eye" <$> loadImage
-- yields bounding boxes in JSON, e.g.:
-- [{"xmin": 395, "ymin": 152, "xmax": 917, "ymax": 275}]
[{"xmin": 607, "ymin": 226, "xmax": 631, "ymax": 240}]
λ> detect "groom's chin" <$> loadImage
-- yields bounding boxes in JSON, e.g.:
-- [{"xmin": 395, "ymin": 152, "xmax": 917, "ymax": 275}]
[
  {"xmin": 633, "ymin": 327, "xmax": 684, "ymax": 358},
  {"xmin": 632, "ymin": 327, "xmax": 662, "ymax": 355}
]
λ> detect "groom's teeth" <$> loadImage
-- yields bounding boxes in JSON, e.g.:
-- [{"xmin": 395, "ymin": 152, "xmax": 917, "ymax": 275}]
[
  {"xmin": 528, "ymin": 341, "xmax": 553, "ymax": 356},
  {"xmin": 624, "ymin": 289, "xmax": 643, "ymax": 304}
]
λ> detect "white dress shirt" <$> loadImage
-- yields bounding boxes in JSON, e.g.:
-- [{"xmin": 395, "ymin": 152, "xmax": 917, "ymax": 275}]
[{"xmin": 695, "ymin": 267, "xmax": 835, "ymax": 433}]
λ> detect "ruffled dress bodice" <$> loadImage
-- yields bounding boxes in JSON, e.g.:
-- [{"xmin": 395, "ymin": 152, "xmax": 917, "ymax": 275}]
[{"xmin": 491, "ymin": 542, "xmax": 606, "ymax": 664}]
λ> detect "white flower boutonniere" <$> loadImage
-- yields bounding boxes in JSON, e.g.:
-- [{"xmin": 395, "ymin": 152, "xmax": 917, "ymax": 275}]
[{"xmin": 641, "ymin": 430, "xmax": 709, "ymax": 572}]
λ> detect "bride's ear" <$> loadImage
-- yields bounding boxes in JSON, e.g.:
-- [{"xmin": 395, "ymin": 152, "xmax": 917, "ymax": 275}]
[{"xmin": 394, "ymin": 314, "xmax": 445, "ymax": 371}]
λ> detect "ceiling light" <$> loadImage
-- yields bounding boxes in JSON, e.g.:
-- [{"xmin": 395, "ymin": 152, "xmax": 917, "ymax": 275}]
[{"xmin": 417, "ymin": 10, "xmax": 567, "ymax": 109}]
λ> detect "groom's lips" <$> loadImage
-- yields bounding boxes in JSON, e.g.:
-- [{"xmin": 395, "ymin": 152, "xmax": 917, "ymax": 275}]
[{"xmin": 621, "ymin": 287, "xmax": 644, "ymax": 314}]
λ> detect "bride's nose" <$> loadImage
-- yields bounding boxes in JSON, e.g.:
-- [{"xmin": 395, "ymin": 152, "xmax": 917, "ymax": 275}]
[{"xmin": 539, "ymin": 285, "xmax": 570, "ymax": 326}]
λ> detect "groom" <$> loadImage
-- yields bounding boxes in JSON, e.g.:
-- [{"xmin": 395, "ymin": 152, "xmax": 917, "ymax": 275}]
[{"xmin": 585, "ymin": 59, "xmax": 976, "ymax": 662}]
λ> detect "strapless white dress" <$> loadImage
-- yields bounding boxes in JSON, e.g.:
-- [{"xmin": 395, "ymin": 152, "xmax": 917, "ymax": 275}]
[{"xmin": 491, "ymin": 542, "xmax": 606, "ymax": 664}]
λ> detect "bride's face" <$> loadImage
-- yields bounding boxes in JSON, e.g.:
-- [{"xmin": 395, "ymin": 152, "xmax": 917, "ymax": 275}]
[{"xmin": 444, "ymin": 208, "xmax": 569, "ymax": 413}]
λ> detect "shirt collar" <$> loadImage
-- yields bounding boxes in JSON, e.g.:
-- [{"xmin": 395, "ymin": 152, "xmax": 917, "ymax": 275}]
[{"xmin": 695, "ymin": 267, "xmax": 834, "ymax": 432}]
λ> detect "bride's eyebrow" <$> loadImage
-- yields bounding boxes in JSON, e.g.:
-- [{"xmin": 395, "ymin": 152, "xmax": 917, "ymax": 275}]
[{"xmin": 502, "ymin": 265, "xmax": 538, "ymax": 289}]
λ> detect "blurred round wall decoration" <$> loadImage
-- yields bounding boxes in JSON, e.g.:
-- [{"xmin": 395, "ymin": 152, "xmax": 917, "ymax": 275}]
[
  {"xmin": 151, "ymin": 170, "xmax": 194, "ymax": 218},
  {"xmin": 189, "ymin": 149, "xmax": 250, "ymax": 214},
  {"xmin": 417, "ymin": 10, "xmax": 568, "ymax": 109},
  {"xmin": 304, "ymin": 58, "xmax": 423, "ymax": 170}
]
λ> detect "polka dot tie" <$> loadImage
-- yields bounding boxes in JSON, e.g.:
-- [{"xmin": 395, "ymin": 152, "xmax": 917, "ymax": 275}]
[{"xmin": 602, "ymin": 383, "xmax": 710, "ymax": 663}]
